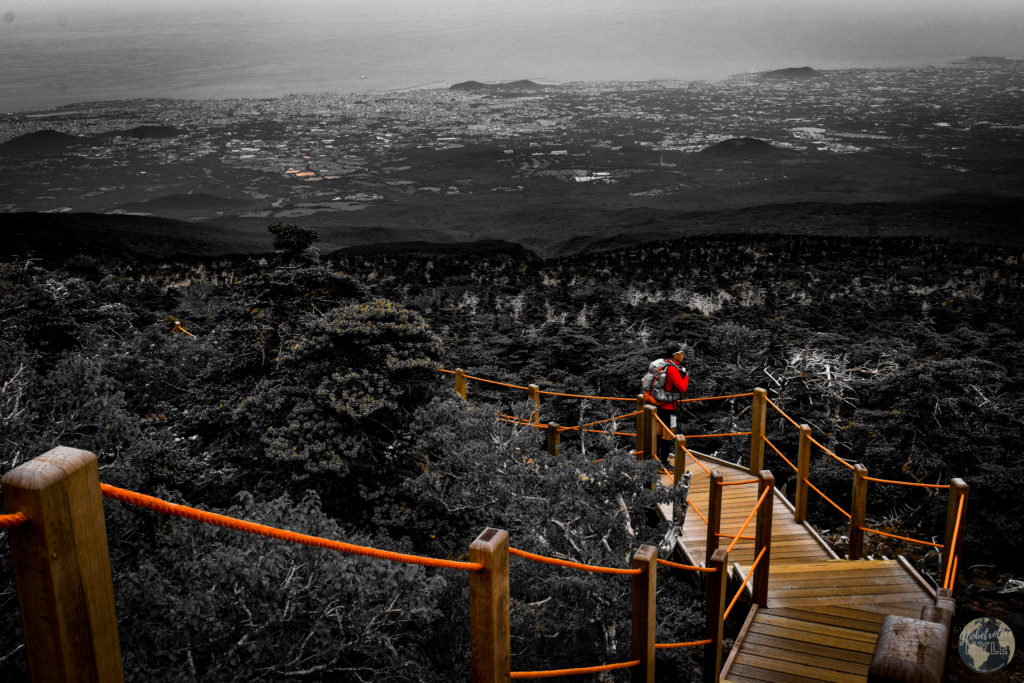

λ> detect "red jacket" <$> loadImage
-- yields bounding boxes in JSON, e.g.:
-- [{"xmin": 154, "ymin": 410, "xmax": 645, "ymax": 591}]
[{"xmin": 659, "ymin": 360, "xmax": 689, "ymax": 409}]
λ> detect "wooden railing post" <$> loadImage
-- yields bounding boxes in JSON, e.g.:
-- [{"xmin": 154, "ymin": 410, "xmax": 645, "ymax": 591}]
[
  {"xmin": 470, "ymin": 528, "xmax": 510, "ymax": 683},
  {"xmin": 1, "ymin": 447, "xmax": 124, "ymax": 682},
  {"xmin": 849, "ymin": 464, "xmax": 868, "ymax": 560},
  {"xmin": 546, "ymin": 423, "xmax": 561, "ymax": 456},
  {"xmin": 706, "ymin": 470, "xmax": 724, "ymax": 561},
  {"xmin": 942, "ymin": 478, "xmax": 968, "ymax": 595},
  {"xmin": 631, "ymin": 545, "xmax": 657, "ymax": 683},
  {"xmin": 674, "ymin": 435, "xmax": 687, "ymax": 481},
  {"xmin": 703, "ymin": 548, "xmax": 729, "ymax": 683},
  {"xmin": 750, "ymin": 388, "xmax": 767, "ymax": 474},
  {"xmin": 642, "ymin": 405, "xmax": 657, "ymax": 461},
  {"xmin": 635, "ymin": 394, "xmax": 646, "ymax": 457},
  {"xmin": 455, "ymin": 368, "xmax": 467, "ymax": 400},
  {"xmin": 753, "ymin": 470, "xmax": 774, "ymax": 606},
  {"xmin": 527, "ymin": 384, "xmax": 540, "ymax": 424},
  {"xmin": 794, "ymin": 424, "xmax": 812, "ymax": 523}
]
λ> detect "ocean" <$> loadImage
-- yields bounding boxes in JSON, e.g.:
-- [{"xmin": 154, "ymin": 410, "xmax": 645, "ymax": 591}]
[{"xmin": 1, "ymin": 0, "xmax": 1021, "ymax": 113}]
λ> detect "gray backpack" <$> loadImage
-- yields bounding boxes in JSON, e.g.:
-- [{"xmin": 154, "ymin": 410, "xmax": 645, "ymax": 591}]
[{"xmin": 641, "ymin": 359, "xmax": 681, "ymax": 404}]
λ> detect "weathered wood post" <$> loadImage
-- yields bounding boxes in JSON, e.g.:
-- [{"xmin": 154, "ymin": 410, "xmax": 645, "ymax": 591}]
[
  {"xmin": 849, "ymin": 464, "xmax": 868, "ymax": 560},
  {"xmin": 753, "ymin": 470, "xmax": 774, "ymax": 606},
  {"xmin": 635, "ymin": 394, "xmax": 646, "ymax": 457},
  {"xmin": 546, "ymin": 423, "xmax": 561, "ymax": 456},
  {"xmin": 794, "ymin": 424, "xmax": 812, "ymax": 523},
  {"xmin": 706, "ymin": 470, "xmax": 724, "ymax": 561},
  {"xmin": 750, "ymin": 388, "xmax": 767, "ymax": 474},
  {"xmin": 455, "ymin": 368, "xmax": 467, "ymax": 400},
  {"xmin": 470, "ymin": 528, "xmax": 510, "ymax": 683},
  {"xmin": 674, "ymin": 435, "xmax": 687, "ymax": 481},
  {"xmin": 527, "ymin": 384, "xmax": 540, "ymax": 424},
  {"xmin": 631, "ymin": 545, "xmax": 657, "ymax": 683},
  {"xmin": 941, "ymin": 478, "xmax": 968, "ymax": 595},
  {"xmin": 673, "ymin": 435, "xmax": 691, "ymax": 526},
  {"xmin": 642, "ymin": 405, "xmax": 658, "ymax": 461},
  {"xmin": 703, "ymin": 548, "xmax": 729, "ymax": 683},
  {"xmin": 1, "ymin": 446, "xmax": 124, "ymax": 682}
]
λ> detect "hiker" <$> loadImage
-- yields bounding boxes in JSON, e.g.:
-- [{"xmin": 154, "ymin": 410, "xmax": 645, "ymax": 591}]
[{"xmin": 642, "ymin": 341, "xmax": 689, "ymax": 465}]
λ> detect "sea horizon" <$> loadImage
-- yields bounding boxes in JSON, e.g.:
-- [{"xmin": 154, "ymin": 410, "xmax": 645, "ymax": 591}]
[{"xmin": 2, "ymin": 1, "xmax": 1022, "ymax": 114}]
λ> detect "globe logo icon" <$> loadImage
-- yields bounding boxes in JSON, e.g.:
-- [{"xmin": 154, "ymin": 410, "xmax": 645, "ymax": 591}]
[{"xmin": 959, "ymin": 617, "xmax": 1015, "ymax": 674}]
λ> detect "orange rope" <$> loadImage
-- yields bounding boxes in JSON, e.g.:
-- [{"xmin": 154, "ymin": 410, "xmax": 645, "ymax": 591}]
[
  {"xmin": 726, "ymin": 488, "xmax": 771, "ymax": 554},
  {"xmin": 100, "ymin": 484, "xmax": 482, "ymax": 572},
  {"xmin": 807, "ymin": 436, "xmax": 854, "ymax": 470},
  {"xmin": 943, "ymin": 496, "xmax": 966, "ymax": 590},
  {"xmin": 859, "ymin": 526, "xmax": 944, "ymax": 549},
  {"xmin": 804, "ymin": 478, "xmax": 852, "ymax": 519},
  {"xmin": 724, "ymin": 547, "xmax": 766, "ymax": 620},
  {"xmin": 538, "ymin": 390, "xmax": 636, "ymax": 402},
  {"xmin": 655, "ymin": 639, "xmax": 713, "ymax": 650},
  {"xmin": 511, "ymin": 659, "xmax": 640, "ymax": 678},
  {"xmin": 687, "ymin": 500, "xmax": 710, "ymax": 525},
  {"xmin": 765, "ymin": 397, "xmax": 800, "ymax": 429},
  {"xmin": 862, "ymin": 476, "xmax": 951, "ymax": 489},
  {"xmin": 683, "ymin": 431, "xmax": 752, "ymax": 439},
  {"xmin": 682, "ymin": 446, "xmax": 712, "ymax": 475},
  {"xmin": 948, "ymin": 555, "xmax": 959, "ymax": 590},
  {"xmin": 716, "ymin": 533, "xmax": 756, "ymax": 540},
  {"xmin": 437, "ymin": 368, "xmax": 456, "ymax": 374},
  {"xmin": 719, "ymin": 479, "xmax": 760, "ymax": 486},
  {"xmin": 657, "ymin": 558, "xmax": 717, "ymax": 574},
  {"xmin": 678, "ymin": 392, "xmax": 754, "ymax": 403},
  {"xmin": 462, "ymin": 374, "xmax": 530, "ymax": 391},
  {"xmin": 654, "ymin": 413, "xmax": 675, "ymax": 438},
  {"xmin": 0, "ymin": 512, "xmax": 28, "ymax": 529},
  {"xmin": 508, "ymin": 546, "xmax": 641, "ymax": 576},
  {"xmin": 763, "ymin": 435, "xmax": 798, "ymax": 472},
  {"xmin": 578, "ymin": 410, "xmax": 643, "ymax": 428}
]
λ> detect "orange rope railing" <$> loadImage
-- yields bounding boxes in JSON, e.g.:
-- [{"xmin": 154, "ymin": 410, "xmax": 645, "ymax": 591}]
[
  {"xmin": 654, "ymin": 413, "xmax": 674, "ymax": 437},
  {"xmin": 0, "ymin": 512, "xmax": 28, "ymax": 529},
  {"xmin": 765, "ymin": 397, "xmax": 800, "ymax": 429},
  {"xmin": 807, "ymin": 435, "xmax": 854, "ymax": 470},
  {"xmin": 683, "ymin": 431, "xmax": 752, "ymax": 439},
  {"xmin": 681, "ymin": 445, "xmax": 712, "ymax": 476},
  {"xmin": 725, "ymin": 488, "xmax": 770, "ymax": 555},
  {"xmin": 943, "ymin": 496, "xmax": 966, "ymax": 590},
  {"xmin": 687, "ymin": 500, "xmax": 710, "ymax": 525},
  {"xmin": 948, "ymin": 555, "xmax": 959, "ymax": 591},
  {"xmin": 724, "ymin": 546, "xmax": 766, "ymax": 620},
  {"xmin": 511, "ymin": 659, "xmax": 640, "ymax": 679},
  {"xmin": 657, "ymin": 558, "xmax": 718, "ymax": 574},
  {"xmin": 804, "ymin": 478, "xmax": 852, "ymax": 519},
  {"xmin": 100, "ymin": 484, "xmax": 483, "ymax": 572},
  {"xmin": 860, "ymin": 526, "xmax": 944, "ymax": 549},
  {"xmin": 763, "ymin": 435, "xmax": 798, "ymax": 472},
  {"xmin": 655, "ymin": 639, "xmax": 713, "ymax": 650},
  {"xmin": 716, "ymin": 533, "xmax": 756, "ymax": 541},
  {"xmin": 863, "ymin": 476, "xmax": 950, "ymax": 489},
  {"xmin": 578, "ymin": 410, "xmax": 644, "ymax": 428},
  {"xmin": 508, "ymin": 546, "xmax": 641, "ymax": 576},
  {"xmin": 719, "ymin": 479, "xmax": 760, "ymax": 487},
  {"xmin": 461, "ymin": 373, "xmax": 530, "ymax": 391},
  {"xmin": 537, "ymin": 389, "xmax": 636, "ymax": 402},
  {"xmin": 679, "ymin": 392, "xmax": 754, "ymax": 403}
]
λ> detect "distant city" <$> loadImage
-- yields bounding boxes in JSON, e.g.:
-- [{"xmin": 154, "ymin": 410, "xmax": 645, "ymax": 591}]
[{"xmin": 1, "ymin": 59, "xmax": 1021, "ymax": 240}]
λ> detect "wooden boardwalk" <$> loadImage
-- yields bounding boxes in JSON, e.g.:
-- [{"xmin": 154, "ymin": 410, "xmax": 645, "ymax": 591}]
[{"xmin": 661, "ymin": 454, "xmax": 938, "ymax": 683}]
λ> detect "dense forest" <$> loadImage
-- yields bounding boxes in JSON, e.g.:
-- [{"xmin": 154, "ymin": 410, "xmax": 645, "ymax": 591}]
[{"xmin": 2, "ymin": 225, "xmax": 1023, "ymax": 681}]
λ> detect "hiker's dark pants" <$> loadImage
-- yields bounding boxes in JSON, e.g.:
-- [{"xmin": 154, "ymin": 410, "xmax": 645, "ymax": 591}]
[{"xmin": 656, "ymin": 406, "xmax": 677, "ymax": 466}]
